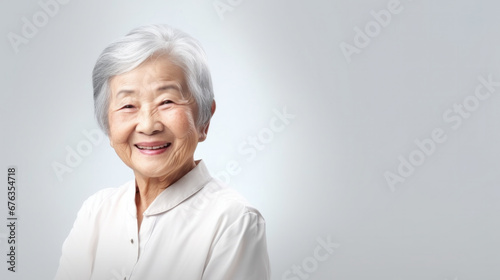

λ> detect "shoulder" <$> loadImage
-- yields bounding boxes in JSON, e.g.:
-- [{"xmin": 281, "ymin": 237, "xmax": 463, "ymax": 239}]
[
  {"xmin": 196, "ymin": 178, "xmax": 266, "ymax": 226},
  {"xmin": 196, "ymin": 179, "xmax": 268, "ymax": 259}
]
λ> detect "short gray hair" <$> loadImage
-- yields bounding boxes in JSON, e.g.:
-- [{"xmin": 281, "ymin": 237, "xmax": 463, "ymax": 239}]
[{"xmin": 92, "ymin": 24, "xmax": 214, "ymax": 134}]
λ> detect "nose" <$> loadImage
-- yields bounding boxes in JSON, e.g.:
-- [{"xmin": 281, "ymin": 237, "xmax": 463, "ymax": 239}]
[{"xmin": 136, "ymin": 107, "xmax": 163, "ymax": 135}]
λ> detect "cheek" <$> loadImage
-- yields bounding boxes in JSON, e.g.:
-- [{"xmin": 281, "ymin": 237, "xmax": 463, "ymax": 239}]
[
  {"xmin": 108, "ymin": 114, "xmax": 133, "ymax": 145},
  {"xmin": 166, "ymin": 109, "xmax": 198, "ymax": 139}
]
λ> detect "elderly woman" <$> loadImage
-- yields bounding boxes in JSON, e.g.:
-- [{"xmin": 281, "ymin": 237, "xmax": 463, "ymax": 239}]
[{"xmin": 55, "ymin": 25, "xmax": 270, "ymax": 280}]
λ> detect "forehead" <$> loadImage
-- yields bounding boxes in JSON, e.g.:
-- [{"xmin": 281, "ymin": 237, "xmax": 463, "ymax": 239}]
[{"xmin": 110, "ymin": 54, "xmax": 187, "ymax": 91}]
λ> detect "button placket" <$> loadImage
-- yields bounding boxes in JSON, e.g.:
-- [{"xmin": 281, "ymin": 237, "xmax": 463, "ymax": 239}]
[
  {"xmin": 138, "ymin": 215, "xmax": 157, "ymax": 259},
  {"xmin": 125, "ymin": 210, "xmax": 140, "ymax": 280}
]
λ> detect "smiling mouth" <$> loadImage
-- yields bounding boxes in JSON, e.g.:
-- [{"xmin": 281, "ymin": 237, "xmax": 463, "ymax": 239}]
[{"xmin": 135, "ymin": 143, "xmax": 171, "ymax": 150}]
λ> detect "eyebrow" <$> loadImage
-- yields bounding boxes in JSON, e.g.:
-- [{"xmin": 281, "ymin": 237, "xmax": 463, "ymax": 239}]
[
  {"xmin": 115, "ymin": 83, "xmax": 183, "ymax": 98},
  {"xmin": 116, "ymin": 89, "xmax": 135, "ymax": 97},
  {"xmin": 157, "ymin": 83, "xmax": 182, "ymax": 92}
]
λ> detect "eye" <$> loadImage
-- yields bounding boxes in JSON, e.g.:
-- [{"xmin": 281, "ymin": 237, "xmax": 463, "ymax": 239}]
[
  {"xmin": 161, "ymin": 100, "xmax": 173, "ymax": 105},
  {"xmin": 121, "ymin": 104, "xmax": 135, "ymax": 109}
]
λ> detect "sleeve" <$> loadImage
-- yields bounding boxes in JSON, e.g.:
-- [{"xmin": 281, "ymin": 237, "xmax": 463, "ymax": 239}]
[
  {"xmin": 54, "ymin": 195, "xmax": 100, "ymax": 280},
  {"xmin": 202, "ymin": 210, "xmax": 271, "ymax": 280}
]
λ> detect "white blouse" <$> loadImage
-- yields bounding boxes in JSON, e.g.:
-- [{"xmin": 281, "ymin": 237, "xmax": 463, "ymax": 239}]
[{"xmin": 55, "ymin": 160, "xmax": 270, "ymax": 280}]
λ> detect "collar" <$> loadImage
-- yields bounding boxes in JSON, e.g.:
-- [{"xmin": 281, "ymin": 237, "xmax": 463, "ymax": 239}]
[{"xmin": 126, "ymin": 160, "xmax": 212, "ymax": 217}]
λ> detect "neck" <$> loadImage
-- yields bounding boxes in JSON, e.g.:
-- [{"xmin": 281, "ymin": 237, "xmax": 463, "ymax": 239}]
[{"xmin": 134, "ymin": 160, "xmax": 197, "ymax": 211}]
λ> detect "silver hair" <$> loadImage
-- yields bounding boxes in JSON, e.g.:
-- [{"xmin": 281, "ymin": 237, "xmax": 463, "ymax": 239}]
[{"xmin": 92, "ymin": 24, "xmax": 214, "ymax": 134}]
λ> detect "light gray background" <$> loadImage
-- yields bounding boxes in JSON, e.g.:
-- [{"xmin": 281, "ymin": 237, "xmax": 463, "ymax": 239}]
[{"xmin": 1, "ymin": 0, "xmax": 499, "ymax": 279}]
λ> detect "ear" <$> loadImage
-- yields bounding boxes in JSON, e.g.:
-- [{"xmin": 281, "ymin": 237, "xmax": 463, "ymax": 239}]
[{"xmin": 198, "ymin": 100, "xmax": 216, "ymax": 142}]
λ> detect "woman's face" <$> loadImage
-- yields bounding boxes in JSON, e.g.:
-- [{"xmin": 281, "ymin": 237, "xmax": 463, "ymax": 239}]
[{"xmin": 108, "ymin": 55, "xmax": 202, "ymax": 181}]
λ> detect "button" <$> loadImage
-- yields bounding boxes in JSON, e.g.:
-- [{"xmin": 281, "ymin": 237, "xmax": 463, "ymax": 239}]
[{"xmin": 130, "ymin": 239, "xmax": 134, "ymax": 244}]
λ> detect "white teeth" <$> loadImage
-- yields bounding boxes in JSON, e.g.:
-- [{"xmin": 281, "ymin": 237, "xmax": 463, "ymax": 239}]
[{"xmin": 136, "ymin": 143, "xmax": 170, "ymax": 150}]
